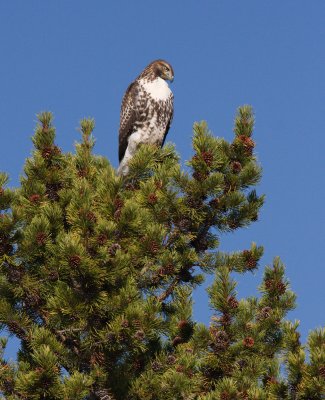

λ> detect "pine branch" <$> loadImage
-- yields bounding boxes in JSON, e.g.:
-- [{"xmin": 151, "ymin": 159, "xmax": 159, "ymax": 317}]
[
  {"xmin": 156, "ymin": 276, "xmax": 180, "ymax": 302},
  {"xmin": 0, "ymin": 107, "xmax": 321, "ymax": 399}
]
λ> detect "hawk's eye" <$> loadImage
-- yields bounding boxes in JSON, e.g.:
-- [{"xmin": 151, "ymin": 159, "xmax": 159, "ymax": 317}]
[{"xmin": 163, "ymin": 65, "xmax": 169, "ymax": 71}]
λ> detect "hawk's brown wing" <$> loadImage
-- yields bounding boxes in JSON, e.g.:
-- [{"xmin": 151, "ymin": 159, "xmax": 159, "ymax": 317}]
[
  {"xmin": 161, "ymin": 94, "xmax": 174, "ymax": 147},
  {"xmin": 119, "ymin": 81, "xmax": 139, "ymax": 162}
]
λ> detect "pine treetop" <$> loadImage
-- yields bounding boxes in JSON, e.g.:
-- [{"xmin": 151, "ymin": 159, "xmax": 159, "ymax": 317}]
[{"xmin": 0, "ymin": 107, "xmax": 324, "ymax": 399}]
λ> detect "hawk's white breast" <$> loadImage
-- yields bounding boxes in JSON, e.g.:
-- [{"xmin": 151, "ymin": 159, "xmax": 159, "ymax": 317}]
[{"xmin": 141, "ymin": 77, "xmax": 171, "ymax": 101}]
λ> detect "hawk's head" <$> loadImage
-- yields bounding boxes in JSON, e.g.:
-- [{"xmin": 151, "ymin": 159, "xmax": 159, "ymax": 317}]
[{"xmin": 142, "ymin": 60, "xmax": 174, "ymax": 82}]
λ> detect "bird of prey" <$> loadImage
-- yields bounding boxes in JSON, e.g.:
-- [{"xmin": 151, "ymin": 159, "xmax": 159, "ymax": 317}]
[{"xmin": 117, "ymin": 59, "xmax": 174, "ymax": 175}]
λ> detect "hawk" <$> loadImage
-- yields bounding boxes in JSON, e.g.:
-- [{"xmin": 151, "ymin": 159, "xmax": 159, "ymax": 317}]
[{"xmin": 117, "ymin": 59, "xmax": 174, "ymax": 175}]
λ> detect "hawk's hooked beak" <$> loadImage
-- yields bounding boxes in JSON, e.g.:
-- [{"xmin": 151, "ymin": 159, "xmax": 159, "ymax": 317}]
[{"xmin": 169, "ymin": 75, "xmax": 174, "ymax": 83}]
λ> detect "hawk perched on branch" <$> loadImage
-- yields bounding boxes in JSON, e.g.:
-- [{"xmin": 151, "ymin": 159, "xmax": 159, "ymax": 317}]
[{"xmin": 117, "ymin": 59, "xmax": 174, "ymax": 175}]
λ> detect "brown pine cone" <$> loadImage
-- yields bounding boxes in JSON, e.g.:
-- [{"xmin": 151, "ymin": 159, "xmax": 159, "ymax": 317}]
[
  {"xmin": 276, "ymin": 281, "xmax": 286, "ymax": 295},
  {"xmin": 195, "ymin": 237, "xmax": 209, "ymax": 252},
  {"xmin": 86, "ymin": 211, "xmax": 96, "ymax": 223},
  {"xmin": 242, "ymin": 250, "xmax": 251, "ymax": 258},
  {"xmin": 114, "ymin": 208, "xmax": 122, "ymax": 220},
  {"xmin": 243, "ymin": 250, "xmax": 257, "ymax": 270},
  {"xmin": 147, "ymin": 193, "xmax": 158, "ymax": 204},
  {"xmin": 48, "ymin": 270, "xmax": 59, "ymax": 281},
  {"xmin": 178, "ymin": 320, "xmax": 189, "ymax": 330},
  {"xmin": 41, "ymin": 146, "xmax": 53, "ymax": 159},
  {"xmin": 45, "ymin": 183, "xmax": 61, "ymax": 201},
  {"xmin": 0, "ymin": 242, "xmax": 13, "ymax": 256},
  {"xmin": 114, "ymin": 197, "xmax": 124, "ymax": 209},
  {"xmin": 178, "ymin": 320, "xmax": 193, "ymax": 338},
  {"xmin": 220, "ymin": 313, "xmax": 232, "ymax": 326},
  {"xmin": 154, "ymin": 179, "xmax": 164, "ymax": 190},
  {"xmin": 237, "ymin": 359, "xmax": 247, "ymax": 370},
  {"xmin": 133, "ymin": 359, "xmax": 143, "ymax": 371},
  {"xmin": 164, "ymin": 263, "xmax": 175, "ymax": 275},
  {"xmin": 167, "ymin": 355, "xmax": 177, "ymax": 365},
  {"xmin": 211, "ymin": 329, "xmax": 229, "ymax": 351},
  {"xmin": 151, "ymin": 361, "xmax": 162, "ymax": 372},
  {"xmin": 87, "ymin": 246, "xmax": 97, "ymax": 257},
  {"xmin": 228, "ymin": 219, "xmax": 239, "ymax": 229},
  {"xmin": 77, "ymin": 168, "xmax": 88, "ymax": 178},
  {"xmin": 25, "ymin": 291, "xmax": 42, "ymax": 307},
  {"xmin": 220, "ymin": 391, "xmax": 231, "ymax": 400},
  {"xmin": 121, "ymin": 319, "xmax": 129, "ymax": 328},
  {"xmin": 69, "ymin": 255, "xmax": 81, "ymax": 268},
  {"xmin": 237, "ymin": 135, "xmax": 255, "ymax": 154},
  {"xmin": 36, "ymin": 232, "xmax": 47, "ymax": 246},
  {"xmin": 2, "ymin": 377, "xmax": 14, "ymax": 394},
  {"xmin": 7, "ymin": 267, "xmax": 24, "ymax": 283},
  {"xmin": 29, "ymin": 194, "xmax": 41, "ymax": 203},
  {"xmin": 213, "ymin": 334, "xmax": 230, "ymax": 350},
  {"xmin": 52, "ymin": 145, "xmax": 61, "ymax": 156},
  {"xmin": 243, "ymin": 336, "xmax": 255, "ymax": 348},
  {"xmin": 201, "ymin": 151, "xmax": 214, "ymax": 167},
  {"xmin": 319, "ymin": 365, "xmax": 325, "ymax": 378},
  {"xmin": 97, "ymin": 233, "xmax": 108, "ymax": 245},
  {"xmin": 192, "ymin": 171, "xmax": 208, "ymax": 181},
  {"xmin": 227, "ymin": 296, "xmax": 239, "ymax": 309},
  {"xmin": 41, "ymin": 145, "xmax": 61, "ymax": 160},
  {"xmin": 134, "ymin": 330, "xmax": 145, "ymax": 341},
  {"xmin": 177, "ymin": 218, "xmax": 191, "ymax": 231},
  {"xmin": 106, "ymin": 332, "xmax": 117, "ymax": 343},
  {"xmin": 231, "ymin": 161, "xmax": 242, "ymax": 173},
  {"xmin": 238, "ymin": 391, "xmax": 249, "ymax": 400},
  {"xmin": 108, "ymin": 243, "xmax": 121, "ymax": 256},
  {"xmin": 172, "ymin": 336, "xmax": 183, "ymax": 347},
  {"xmin": 264, "ymin": 279, "xmax": 273, "ymax": 290},
  {"xmin": 42, "ymin": 124, "xmax": 49, "ymax": 133},
  {"xmin": 149, "ymin": 240, "xmax": 160, "ymax": 254},
  {"xmin": 246, "ymin": 257, "xmax": 257, "ymax": 269},
  {"xmin": 209, "ymin": 197, "xmax": 220, "ymax": 209},
  {"xmin": 175, "ymin": 364, "xmax": 184, "ymax": 373},
  {"xmin": 258, "ymin": 306, "xmax": 272, "ymax": 320},
  {"xmin": 186, "ymin": 197, "xmax": 202, "ymax": 208}
]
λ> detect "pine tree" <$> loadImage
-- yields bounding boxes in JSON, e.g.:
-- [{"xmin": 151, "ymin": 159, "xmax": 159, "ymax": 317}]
[{"xmin": 0, "ymin": 106, "xmax": 324, "ymax": 399}]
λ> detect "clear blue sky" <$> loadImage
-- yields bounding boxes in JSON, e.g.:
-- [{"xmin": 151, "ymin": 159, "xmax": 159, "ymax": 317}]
[{"xmin": 1, "ymin": 1, "xmax": 324, "ymax": 359}]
